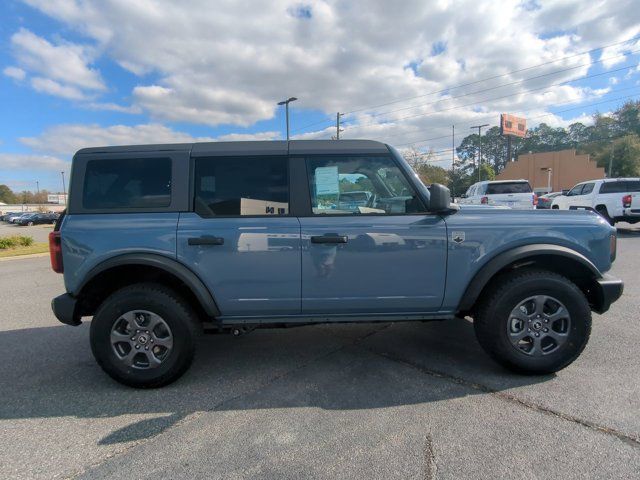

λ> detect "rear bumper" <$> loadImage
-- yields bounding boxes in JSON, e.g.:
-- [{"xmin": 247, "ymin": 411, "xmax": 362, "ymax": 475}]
[
  {"xmin": 592, "ymin": 274, "xmax": 624, "ymax": 314},
  {"xmin": 51, "ymin": 293, "xmax": 82, "ymax": 326}
]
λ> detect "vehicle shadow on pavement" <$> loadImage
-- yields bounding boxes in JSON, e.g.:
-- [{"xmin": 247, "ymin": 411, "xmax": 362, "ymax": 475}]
[{"xmin": 0, "ymin": 317, "xmax": 550, "ymax": 446}]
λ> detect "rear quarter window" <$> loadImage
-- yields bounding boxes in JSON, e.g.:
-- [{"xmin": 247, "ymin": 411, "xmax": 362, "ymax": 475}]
[
  {"xmin": 600, "ymin": 182, "xmax": 630, "ymax": 194},
  {"xmin": 485, "ymin": 182, "xmax": 532, "ymax": 194},
  {"xmin": 82, "ymin": 158, "xmax": 172, "ymax": 209}
]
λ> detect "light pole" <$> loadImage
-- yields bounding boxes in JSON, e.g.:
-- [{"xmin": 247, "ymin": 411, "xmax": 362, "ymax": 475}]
[
  {"xmin": 36, "ymin": 180, "xmax": 40, "ymax": 198},
  {"xmin": 470, "ymin": 124, "xmax": 489, "ymax": 182},
  {"xmin": 541, "ymin": 167, "xmax": 552, "ymax": 193},
  {"xmin": 61, "ymin": 171, "xmax": 66, "ymax": 203},
  {"xmin": 277, "ymin": 97, "xmax": 297, "ymax": 141}
]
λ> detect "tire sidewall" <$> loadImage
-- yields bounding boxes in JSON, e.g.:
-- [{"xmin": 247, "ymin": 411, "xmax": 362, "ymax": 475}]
[
  {"xmin": 488, "ymin": 275, "xmax": 590, "ymax": 372},
  {"xmin": 90, "ymin": 286, "xmax": 196, "ymax": 387}
]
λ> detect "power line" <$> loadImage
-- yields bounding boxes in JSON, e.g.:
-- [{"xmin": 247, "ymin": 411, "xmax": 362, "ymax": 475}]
[
  {"xmin": 351, "ymin": 48, "xmax": 640, "ymax": 121},
  {"xmin": 351, "ymin": 63, "xmax": 638, "ymax": 129},
  {"xmin": 343, "ymin": 34, "xmax": 640, "ymax": 115},
  {"xmin": 395, "ymin": 86, "xmax": 640, "ymax": 147}
]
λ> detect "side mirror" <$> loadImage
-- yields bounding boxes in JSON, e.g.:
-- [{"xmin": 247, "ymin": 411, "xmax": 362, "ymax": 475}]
[{"xmin": 429, "ymin": 183, "xmax": 451, "ymax": 212}]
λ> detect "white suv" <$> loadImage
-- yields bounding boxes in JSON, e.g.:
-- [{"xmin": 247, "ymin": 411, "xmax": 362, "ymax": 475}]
[
  {"xmin": 460, "ymin": 180, "xmax": 536, "ymax": 210},
  {"xmin": 551, "ymin": 178, "xmax": 640, "ymax": 225}
]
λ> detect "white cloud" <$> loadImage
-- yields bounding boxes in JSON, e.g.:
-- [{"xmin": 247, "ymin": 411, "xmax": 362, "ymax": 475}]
[
  {"xmin": 18, "ymin": 0, "xmax": 640, "ymax": 130},
  {"xmin": 30, "ymin": 77, "xmax": 86, "ymax": 100},
  {"xmin": 84, "ymin": 102, "xmax": 143, "ymax": 114},
  {"xmin": 214, "ymin": 131, "xmax": 281, "ymax": 142},
  {"xmin": 9, "ymin": 27, "xmax": 104, "ymax": 99},
  {"xmin": 19, "ymin": 123, "xmax": 215, "ymax": 156},
  {"xmin": 0, "ymin": 153, "xmax": 68, "ymax": 171},
  {"xmin": 3, "ymin": 66, "xmax": 26, "ymax": 81}
]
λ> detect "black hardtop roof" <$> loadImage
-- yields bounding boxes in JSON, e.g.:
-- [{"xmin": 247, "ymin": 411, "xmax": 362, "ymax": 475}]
[{"xmin": 75, "ymin": 139, "xmax": 390, "ymax": 156}]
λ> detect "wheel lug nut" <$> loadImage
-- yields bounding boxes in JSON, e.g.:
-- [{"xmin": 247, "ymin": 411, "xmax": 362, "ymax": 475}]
[
  {"xmin": 528, "ymin": 328, "xmax": 531, "ymax": 332},
  {"xmin": 131, "ymin": 337, "xmax": 136, "ymax": 341},
  {"xmin": 544, "ymin": 328, "xmax": 548, "ymax": 332},
  {"xmin": 145, "ymin": 346, "xmax": 149, "ymax": 350},
  {"xmin": 544, "ymin": 319, "xmax": 548, "ymax": 323},
  {"xmin": 535, "ymin": 333, "xmax": 540, "ymax": 337},
  {"xmin": 135, "ymin": 345, "xmax": 140, "ymax": 349}
]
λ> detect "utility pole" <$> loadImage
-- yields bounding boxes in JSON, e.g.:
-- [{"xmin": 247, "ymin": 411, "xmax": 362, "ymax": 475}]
[
  {"xmin": 61, "ymin": 171, "xmax": 66, "ymax": 201},
  {"xmin": 277, "ymin": 97, "xmax": 298, "ymax": 141},
  {"xmin": 470, "ymin": 124, "xmax": 489, "ymax": 182},
  {"xmin": 451, "ymin": 125, "xmax": 455, "ymax": 197},
  {"xmin": 336, "ymin": 112, "xmax": 343, "ymax": 140},
  {"xmin": 608, "ymin": 142, "xmax": 614, "ymax": 177},
  {"xmin": 36, "ymin": 180, "xmax": 40, "ymax": 196}
]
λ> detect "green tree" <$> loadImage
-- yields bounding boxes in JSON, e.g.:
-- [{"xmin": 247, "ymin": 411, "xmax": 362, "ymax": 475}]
[
  {"xmin": 416, "ymin": 163, "xmax": 449, "ymax": 186},
  {"xmin": 593, "ymin": 134, "xmax": 640, "ymax": 177},
  {"xmin": 0, "ymin": 185, "xmax": 17, "ymax": 204}
]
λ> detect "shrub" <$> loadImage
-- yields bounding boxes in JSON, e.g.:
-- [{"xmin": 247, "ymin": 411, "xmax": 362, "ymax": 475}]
[{"xmin": 0, "ymin": 235, "xmax": 34, "ymax": 249}]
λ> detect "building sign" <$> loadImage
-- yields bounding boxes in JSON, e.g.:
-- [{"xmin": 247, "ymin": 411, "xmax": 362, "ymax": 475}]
[
  {"xmin": 500, "ymin": 114, "xmax": 527, "ymax": 138},
  {"xmin": 47, "ymin": 194, "xmax": 68, "ymax": 204}
]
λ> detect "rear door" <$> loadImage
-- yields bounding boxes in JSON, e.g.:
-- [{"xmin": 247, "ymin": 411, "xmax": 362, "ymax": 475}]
[
  {"xmin": 177, "ymin": 154, "xmax": 301, "ymax": 317},
  {"xmin": 298, "ymin": 153, "xmax": 447, "ymax": 314}
]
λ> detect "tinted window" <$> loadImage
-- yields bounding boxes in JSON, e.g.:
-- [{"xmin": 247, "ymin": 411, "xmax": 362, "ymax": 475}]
[
  {"xmin": 485, "ymin": 182, "xmax": 532, "ymax": 194},
  {"xmin": 600, "ymin": 181, "xmax": 640, "ymax": 194},
  {"xmin": 306, "ymin": 156, "xmax": 425, "ymax": 215},
  {"xmin": 567, "ymin": 184, "xmax": 584, "ymax": 196},
  {"xmin": 83, "ymin": 158, "xmax": 171, "ymax": 209},
  {"xmin": 581, "ymin": 183, "xmax": 594, "ymax": 194},
  {"xmin": 194, "ymin": 156, "xmax": 288, "ymax": 217}
]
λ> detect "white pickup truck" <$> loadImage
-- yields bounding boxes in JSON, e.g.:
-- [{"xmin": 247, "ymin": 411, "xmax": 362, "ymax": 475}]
[{"xmin": 551, "ymin": 178, "xmax": 640, "ymax": 225}]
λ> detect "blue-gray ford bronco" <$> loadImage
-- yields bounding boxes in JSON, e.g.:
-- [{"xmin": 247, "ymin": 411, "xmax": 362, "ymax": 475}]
[{"xmin": 50, "ymin": 140, "xmax": 623, "ymax": 388}]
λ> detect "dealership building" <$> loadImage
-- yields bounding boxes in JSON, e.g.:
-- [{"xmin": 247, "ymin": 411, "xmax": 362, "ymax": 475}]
[{"xmin": 496, "ymin": 149, "xmax": 605, "ymax": 193}]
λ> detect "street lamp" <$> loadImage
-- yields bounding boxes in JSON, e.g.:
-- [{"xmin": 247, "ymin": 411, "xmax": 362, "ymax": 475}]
[
  {"xmin": 541, "ymin": 167, "xmax": 552, "ymax": 193},
  {"xmin": 61, "ymin": 171, "xmax": 66, "ymax": 202},
  {"xmin": 277, "ymin": 97, "xmax": 297, "ymax": 141},
  {"xmin": 470, "ymin": 124, "xmax": 489, "ymax": 182}
]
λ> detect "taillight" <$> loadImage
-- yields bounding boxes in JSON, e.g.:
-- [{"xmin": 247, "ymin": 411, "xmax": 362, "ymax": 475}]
[
  {"xmin": 622, "ymin": 194, "xmax": 632, "ymax": 208},
  {"xmin": 49, "ymin": 231, "xmax": 63, "ymax": 273},
  {"xmin": 480, "ymin": 196, "xmax": 489, "ymax": 204},
  {"xmin": 533, "ymin": 193, "xmax": 538, "ymax": 206}
]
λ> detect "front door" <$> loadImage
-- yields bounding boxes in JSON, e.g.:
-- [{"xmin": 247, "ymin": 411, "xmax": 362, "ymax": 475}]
[
  {"xmin": 177, "ymin": 155, "xmax": 300, "ymax": 317},
  {"xmin": 299, "ymin": 154, "xmax": 447, "ymax": 314}
]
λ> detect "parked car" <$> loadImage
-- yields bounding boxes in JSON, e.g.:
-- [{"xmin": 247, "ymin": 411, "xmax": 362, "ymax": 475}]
[
  {"xmin": 459, "ymin": 180, "xmax": 537, "ymax": 209},
  {"xmin": 537, "ymin": 192, "xmax": 563, "ymax": 209},
  {"xmin": 551, "ymin": 178, "xmax": 640, "ymax": 225},
  {"xmin": 8, "ymin": 213, "xmax": 33, "ymax": 224},
  {"xmin": 50, "ymin": 140, "xmax": 622, "ymax": 388},
  {"xmin": 15, "ymin": 213, "xmax": 58, "ymax": 226},
  {"xmin": 1, "ymin": 212, "xmax": 22, "ymax": 221}
]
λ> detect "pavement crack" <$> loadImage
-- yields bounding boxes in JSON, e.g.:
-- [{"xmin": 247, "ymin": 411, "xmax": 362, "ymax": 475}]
[
  {"xmin": 369, "ymin": 349, "xmax": 640, "ymax": 449},
  {"xmin": 424, "ymin": 434, "xmax": 437, "ymax": 480}
]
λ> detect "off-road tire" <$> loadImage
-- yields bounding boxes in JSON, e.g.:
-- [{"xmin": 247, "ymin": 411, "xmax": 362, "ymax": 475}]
[
  {"xmin": 90, "ymin": 283, "xmax": 200, "ymax": 388},
  {"xmin": 474, "ymin": 269, "xmax": 591, "ymax": 374}
]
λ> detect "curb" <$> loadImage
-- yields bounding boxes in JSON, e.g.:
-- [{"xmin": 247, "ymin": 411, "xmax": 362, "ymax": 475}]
[{"xmin": 0, "ymin": 252, "xmax": 49, "ymax": 262}]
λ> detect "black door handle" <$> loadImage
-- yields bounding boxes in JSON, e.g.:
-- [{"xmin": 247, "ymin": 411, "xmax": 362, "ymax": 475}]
[
  {"xmin": 310, "ymin": 235, "xmax": 348, "ymax": 244},
  {"xmin": 188, "ymin": 236, "xmax": 224, "ymax": 246}
]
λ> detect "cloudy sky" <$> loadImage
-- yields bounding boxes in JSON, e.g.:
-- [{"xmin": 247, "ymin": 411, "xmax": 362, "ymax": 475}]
[{"xmin": 1, "ymin": 0, "xmax": 640, "ymax": 191}]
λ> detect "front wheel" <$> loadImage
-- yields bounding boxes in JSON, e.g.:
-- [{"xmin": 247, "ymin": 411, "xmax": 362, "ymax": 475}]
[
  {"xmin": 90, "ymin": 283, "xmax": 200, "ymax": 388},
  {"xmin": 474, "ymin": 269, "xmax": 591, "ymax": 374}
]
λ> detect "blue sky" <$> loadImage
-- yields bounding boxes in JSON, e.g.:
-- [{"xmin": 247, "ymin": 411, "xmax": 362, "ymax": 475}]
[{"xmin": 1, "ymin": 0, "xmax": 639, "ymax": 192}]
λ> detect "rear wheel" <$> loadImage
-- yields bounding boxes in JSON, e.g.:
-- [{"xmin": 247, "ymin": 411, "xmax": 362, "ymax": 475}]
[
  {"xmin": 595, "ymin": 206, "xmax": 614, "ymax": 225},
  {"xmin": 474, "ymin": 269, "xmax": 591, "ymax": 374},
  {"xmin": 27, "ymin": 221, "xmax": 34, "ymax": 226},
  {"xmin": 90, "ymin": 283, "xmax": 200, "ymax": 388}
]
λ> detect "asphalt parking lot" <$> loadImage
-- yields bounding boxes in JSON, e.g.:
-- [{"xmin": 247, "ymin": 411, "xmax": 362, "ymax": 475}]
[
  {"xmin": 1, "ymin": 225, "xmax": 639, "ymax": 479},
  {"xmin": 0, "ymin": 222, "xmax": 54, "ymax": 243}
]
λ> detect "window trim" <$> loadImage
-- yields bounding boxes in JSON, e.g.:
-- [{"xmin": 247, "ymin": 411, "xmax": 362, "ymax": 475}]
[
  {"xmin": 300, "ymin": 153, "xmax": 430, "ymax": 218},
  {"xmin": 191, "ymin": 155, "xmax": 292, "ymax": 219}
]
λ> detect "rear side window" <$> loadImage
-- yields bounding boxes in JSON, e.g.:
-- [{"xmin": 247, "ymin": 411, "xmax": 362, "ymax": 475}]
[
  {"xmin": 485, "ymin": 182, "xmax": 532, "ymax": 194},
  {"xmin": 194, "ymin": 156, "xmax": 289, "ymax": 217},
  {"xmin": 600, "ymin": 181, "xmax": 640, "ymax": 193},
  {"xmin": 83, "ymin": 158, "xmax": 171, "ymax": 209}
]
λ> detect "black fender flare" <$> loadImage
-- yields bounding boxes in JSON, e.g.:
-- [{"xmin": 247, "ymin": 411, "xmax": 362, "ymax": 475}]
[
  {"xmin": 457, "ymin": 244, "xmax": 602, "ymax": 312},
  {"xmin": 74, "ymin": 253, "xmax": 220, "ymax": 317}
]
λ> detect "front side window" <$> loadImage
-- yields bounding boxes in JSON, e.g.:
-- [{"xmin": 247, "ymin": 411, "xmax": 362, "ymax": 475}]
[
  {"xmin": 581, "ymin": 183, "xmax": 595, "ymax": 195},
  {"xmin": 83, "ymin": 158, "xmax": 171, "ymax": 209},
  {"xmin": 567, "ymin": 184, "xmax": 584, "ymax": 196},
  {"xmin": 194, "ymin": 156, "xmax": 289, "ymax": 217},
  {"xmin": 306, "ymin": 156, "xmax": 426, "ymax": 215}
]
